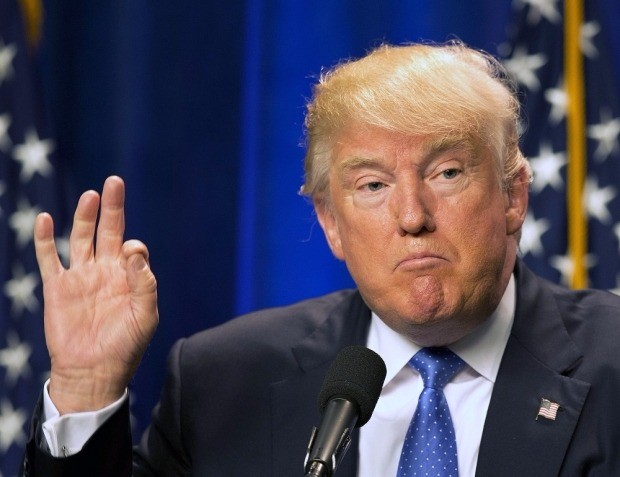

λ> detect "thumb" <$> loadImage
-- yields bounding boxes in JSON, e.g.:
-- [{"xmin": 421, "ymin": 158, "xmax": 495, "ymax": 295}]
[
  {"xmin": 127, "ymin": 251, "xmax": 157, "ymax": 296},
  {"xmin": 127, "ymin": 253, "xmax": 150, "ymax": 286},
  {"xmin": 123, "ymin": 241, "xmax": 158, "ymax": 326},
  {"xmin": 122, "ymin": 241, "xmax": 158, "ymax": 363}
]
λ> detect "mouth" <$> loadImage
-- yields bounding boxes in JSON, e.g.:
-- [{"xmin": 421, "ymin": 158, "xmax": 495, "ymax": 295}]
[{"xmin": 395, "ymin": 253, "xmax": 447, "ymax": 271}]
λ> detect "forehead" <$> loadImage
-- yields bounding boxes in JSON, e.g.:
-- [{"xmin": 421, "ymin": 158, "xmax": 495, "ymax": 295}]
[{"xmin": 332, "ymin": 126, "xmax": 479, "ymax": 168}]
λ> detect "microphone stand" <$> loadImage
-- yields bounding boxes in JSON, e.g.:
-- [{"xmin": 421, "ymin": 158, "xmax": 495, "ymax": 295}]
[
  {"xmin": 303, "ymin": 399, "xmax": 357, "ymax": 476},
  {"xmin": 304, "ymin": 461, "xmax": 331, "ymax": 477}
]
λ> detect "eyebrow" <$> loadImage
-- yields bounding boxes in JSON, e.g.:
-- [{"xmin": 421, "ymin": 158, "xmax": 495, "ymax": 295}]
[
  {"xmin": 336, "ymin": 155, "xmax": 388, "ymax": 183},
  {"xmin": 338, "ymin": 155, "xmax": 383, "ymax": 172},
  {"xmin": 421, "ymin": 136, "xmax": 476, "ymax": 157}
]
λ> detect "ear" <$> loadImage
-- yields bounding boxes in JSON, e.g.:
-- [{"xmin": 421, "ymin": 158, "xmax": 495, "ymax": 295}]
[
  {"xmin": 314, "ymin": 199, "xmax": 345, "ymax": 260},
  {"xmin": 505, "ymin": 165, "xmax": 530, "ymax": 236}
]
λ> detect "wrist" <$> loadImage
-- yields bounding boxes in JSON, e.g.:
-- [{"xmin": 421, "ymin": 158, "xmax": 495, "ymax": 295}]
[{"xmin": 49, "ymin": 369, "xmax": 127, "ymax": 414}]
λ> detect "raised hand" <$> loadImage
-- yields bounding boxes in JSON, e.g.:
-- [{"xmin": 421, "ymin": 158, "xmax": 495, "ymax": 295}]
[{"xmin": 34, "ymin": 176, "xmax": 158, "ymax": 414}]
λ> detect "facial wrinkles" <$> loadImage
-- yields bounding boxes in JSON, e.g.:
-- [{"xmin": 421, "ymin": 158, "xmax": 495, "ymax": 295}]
[
  {"xmin": 389, "ymin": 145, "xmax": 488, "ymax": 264},
  {"xmin": 337, "ymin": 139, "xmax": 466, "ymax": 263},
  {"xmin": 332, "ymin": 129, "xmax": 484, "ymax": 194},
  {"xmin": 335, "ymin": 128, "xmax": 425, "ymax": 175},
  {"xmin": 400, "ymin": 174, "xmax": 502, "ymax": 321},
  {"xmin": 327, "ymin": 128, "xmax": 515, "ymax": 343}
]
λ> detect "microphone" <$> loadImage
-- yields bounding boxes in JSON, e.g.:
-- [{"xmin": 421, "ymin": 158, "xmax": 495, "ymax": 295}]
[{"xmin": 303, "ymin": 345, "xmax": 387, "ymax": 477}]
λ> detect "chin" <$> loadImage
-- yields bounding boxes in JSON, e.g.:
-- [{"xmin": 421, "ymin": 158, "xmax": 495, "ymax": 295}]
[
  {"xmin": 379, "ymin": 298, "xmax": 469, "ymax": 343},
  {"xmin": 402, "ymin": 317, "xmax": 472, "ymax": 347}
]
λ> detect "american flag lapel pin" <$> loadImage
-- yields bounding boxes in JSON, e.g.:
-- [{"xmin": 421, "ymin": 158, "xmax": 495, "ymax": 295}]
[{"xmin": 536, "ymin": 398, "xmax": 560, "ymax": 421}]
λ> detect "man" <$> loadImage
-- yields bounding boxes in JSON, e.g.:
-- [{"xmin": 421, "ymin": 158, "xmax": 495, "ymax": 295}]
[{"xmin": 22, "ymin": 42, "xmax": 620, "ymax": 476}]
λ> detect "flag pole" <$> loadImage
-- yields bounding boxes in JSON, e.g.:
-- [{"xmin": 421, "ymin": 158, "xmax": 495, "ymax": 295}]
[{"xmin": 564, "ymin": 0, "xmax": 587, "ymax": 288}]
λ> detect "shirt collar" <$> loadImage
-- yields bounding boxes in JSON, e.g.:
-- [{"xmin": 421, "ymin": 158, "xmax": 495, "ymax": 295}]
[{"xmin": 366, "ymin": 274, "xmax": 516, "ymax": 386}]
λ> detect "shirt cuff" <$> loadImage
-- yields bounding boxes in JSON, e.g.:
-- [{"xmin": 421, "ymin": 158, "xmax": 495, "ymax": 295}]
[{"xmin": 41, "ymin": 379, "xmax": 128, "ymax": 457}]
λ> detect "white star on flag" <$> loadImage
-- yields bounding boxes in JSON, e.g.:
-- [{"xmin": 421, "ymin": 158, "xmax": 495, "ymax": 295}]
[
  {"xmin": 8, "ymin": 197, "xmax": 40, "ymax": 248},
  {"xmin": 3, "ymin": 264, "xmax": 40, "ymax": 317},
  {"xmin": 520, "ymin": 212, "xmax": 551, "ymax": 257},
  {"xmin": 529, "ymin": 143, "xmax": 566, "ymax": 193},
  {"xmin": 550, "ymin": 253, "xmax": 597, "ymax": 286},
  {"xmin": 580, "ymin": 21, "xmax": 600, "ymax": 59},
  {"xmin": 0, "ymin": 399, "xmax": 28, "ymax": 452},
  {"xmin": 515, "ymin": 0, "xmax": 561, "ymax": 25},
  {"xmin": 585, "ymin": 177, "xmax": 617, "ymax": 225},
  {"xmin": 587, "ymin": 109, "xmax": 620, "ymax": 162},
  {"xmin": 0, "ymin": 332, "xmax": 32, "ymax": 386},
  {"xmin": 544, "ymin": 78, "xmax": 567, "ymax": 125},
  {"xmin": 503, "ymin": 46, "xmax": 548, "ymax": 91},
  {"xmin": 12, "ymin": 128, "xmax": 55, "ymax": 182}
]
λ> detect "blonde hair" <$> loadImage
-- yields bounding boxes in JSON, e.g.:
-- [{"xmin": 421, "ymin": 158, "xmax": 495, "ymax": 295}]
[{"xmin": 301, "ymin": 42, "xmax": 531, "ymax": 200}]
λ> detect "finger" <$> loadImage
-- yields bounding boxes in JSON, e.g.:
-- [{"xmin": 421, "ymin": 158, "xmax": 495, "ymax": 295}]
[
  {"xmin": 34, "ymin": 213, "xmax": 64, "ymax": 280},
  {"xmin": 123, "ymin": 241, "xmax": 156, "ymax": 299},
  {"xmin": 69, "ymin": 190, "xmax": 100, "ymax": 266},
  {"xmin": 123, "ymin": 241, "xmax": 159, "ymax": 336},
  {"xmin": 123, "ymin": 241, "xmax": 153, "ymax": 292},
  {"xmin": 122, "ymin": 239, "xmax": 149, "ymax": 265},
  {"xmin": 96, "ymin": 176, "xmax": 126, "ymax": 260}
]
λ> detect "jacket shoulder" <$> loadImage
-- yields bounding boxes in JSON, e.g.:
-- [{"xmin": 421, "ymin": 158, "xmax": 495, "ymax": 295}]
[
  {"xmin": 175, "ymin": 289, "xmax": 364, "ymax": 373},
  {"xmin": 191, "ymin": 289, "xmax": 358, "ymax": 344},
  {"xmin": 548, "ymin": 281, "xmax": 620, "ymax": 339}
]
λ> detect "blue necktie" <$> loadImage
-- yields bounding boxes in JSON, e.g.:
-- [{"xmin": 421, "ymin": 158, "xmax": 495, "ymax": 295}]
[{"xmin": 396, "ymin": 347, "xmax": 465, "ymax": 477}]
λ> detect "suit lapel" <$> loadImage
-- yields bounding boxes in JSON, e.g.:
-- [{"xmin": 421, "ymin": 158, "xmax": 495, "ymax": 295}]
[
  {"xmin": 476, "ymin": 263, "xmax": 590, "ymax": 476},
  {"xmin": 270, "ymin": 291, "xmax": 371, "ymax": 477},
  {"xmin": 476, "ymin": 336, "xmax": 590, "ymax": 476}
]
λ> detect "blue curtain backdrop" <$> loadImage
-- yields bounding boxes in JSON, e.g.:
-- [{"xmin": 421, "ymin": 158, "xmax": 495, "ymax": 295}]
[{"xmin": 18, "ymin": 0, "xmax": 620, "ymax": 445}]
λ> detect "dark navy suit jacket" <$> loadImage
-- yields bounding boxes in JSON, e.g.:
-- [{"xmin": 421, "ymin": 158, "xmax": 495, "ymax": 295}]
[{"xmin": 22, "ymin": 261, "xmax": 620, "ymax": 476}]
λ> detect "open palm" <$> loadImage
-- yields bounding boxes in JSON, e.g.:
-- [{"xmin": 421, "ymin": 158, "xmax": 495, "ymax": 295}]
[{"xmin": 35, "ymin": 176, "xmax": 158, "ymax": 414}]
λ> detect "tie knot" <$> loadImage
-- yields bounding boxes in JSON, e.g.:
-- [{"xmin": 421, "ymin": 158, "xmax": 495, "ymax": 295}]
[{"xmin": 409, "ymin": 347, "xmax": 465, "ymax": 390}]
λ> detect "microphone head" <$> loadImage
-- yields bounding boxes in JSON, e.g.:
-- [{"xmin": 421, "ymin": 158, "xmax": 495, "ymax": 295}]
[{"xmin": 317, "ymin": 345, "xmax": 387, "ymax": 427}]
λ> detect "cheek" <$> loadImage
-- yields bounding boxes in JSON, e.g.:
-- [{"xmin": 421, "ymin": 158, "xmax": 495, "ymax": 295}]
[
  {"xmin": 444, "ymin": 195, "xmax": 508, "ymax": 256},
  {"xmin": 462, "ymin": 213, "xmax": 509, "ymax": 277},
  {"xmin": 336, "ymin": 215, "xmax": 391, "ymax": 275}
]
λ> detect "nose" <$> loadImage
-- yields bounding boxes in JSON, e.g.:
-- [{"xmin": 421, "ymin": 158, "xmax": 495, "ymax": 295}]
[{"xmin": 390, "ymin": 178, "xmax": 435, "ymax": 236}]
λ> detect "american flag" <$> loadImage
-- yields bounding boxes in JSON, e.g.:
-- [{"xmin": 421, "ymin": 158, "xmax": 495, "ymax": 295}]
[
  {"xmin": 536, "ymin": 398, "xmax": 561, "ymax": 421},
  {"xmin": 0, "ymin": 1, "xmax": 70, "ymax": 474},
  {"xmin": 501, "ymin": 0, "xmax": 620, "ymax": 290}
]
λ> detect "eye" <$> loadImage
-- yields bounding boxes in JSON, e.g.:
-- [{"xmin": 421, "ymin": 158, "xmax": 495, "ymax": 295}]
[
  {"xmin": 365, "ymin": 181, "xmax": 385, "ymax": 192},
  {"xmin": 441, "ymin": 168, "xmax": 460, "ymax": 180}
]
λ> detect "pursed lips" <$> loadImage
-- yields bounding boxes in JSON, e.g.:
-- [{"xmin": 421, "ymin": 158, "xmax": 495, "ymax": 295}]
[{"xmin": 395, "ymin": 252, "xmax": 448, "ymax": 271}]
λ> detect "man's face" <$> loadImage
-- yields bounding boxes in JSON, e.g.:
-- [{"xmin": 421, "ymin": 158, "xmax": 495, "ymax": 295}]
[{"xmin": 316, "ymin": 125, "xmax": 528, "ymax": 346}]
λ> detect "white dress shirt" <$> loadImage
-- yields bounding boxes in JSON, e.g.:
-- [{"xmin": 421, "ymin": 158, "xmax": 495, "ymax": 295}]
[
  {"xmin": 43, "ymin": 275, "xmax": 515, "ymax": 472},
  {"xmin": 42, "ymin": 383, "xmax": 126, "ymax": 456},
  {"xmin": 359, "ymin": 275, "xmax": 515, "ymax": 477}
]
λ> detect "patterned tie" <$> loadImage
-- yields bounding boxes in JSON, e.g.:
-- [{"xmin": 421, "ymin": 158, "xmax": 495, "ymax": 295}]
[{"xmin": 396, "ymin": 347, "xmax": 465, "ymax": 477}]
